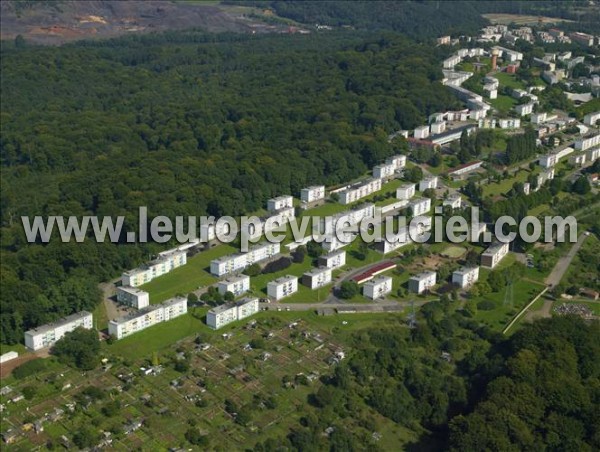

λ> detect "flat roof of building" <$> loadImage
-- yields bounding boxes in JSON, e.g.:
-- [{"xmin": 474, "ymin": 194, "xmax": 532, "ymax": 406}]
[
  {"xmin": 117, "ymin": 286, "xmax": 149, "ymax": 296},
  {"xmin": 25, "ymin": 311, "xmax": 92, "ymax": 336},
  {"xmin": 123, "ymin": 249, "xmax": 186, "ymax": 276},
  {"xmin": 110, "ymin": 297, "xmax": 185, "ymax": 325},
  {"xmin": 304, "ymin": 266, "xmax": 331, "ymax": 277},
  {"xmin": 208, "ymin": 297, "xmax": 258, "ymax": 315},
  {"xmin": 218, "ymin": 274, "xmax": 250, "ymax": 285},
  {"xmin": 482, "ymin": 242, "xmax": 508, "ymax": 256},
  {"xmin": 454, "ymin": 266, "xmax": 479, "ymax": 276},
  {"xmin": 268, "ymin": 275, "xmax": 298, "ymax": 285},
  {"xmin": 352, "ymin": 261, "xmax": 396, "ymax": 283},
  {"xmin": 321, "ymin": 249, "xmax": 346, "ymax": 259},
  {"xmin": 364, "ymin": 275, "xmax": 392, "ymax": 286},
  {"xmin": 410, "ymin": 271, "xmax": 436, "ymax": 281}
]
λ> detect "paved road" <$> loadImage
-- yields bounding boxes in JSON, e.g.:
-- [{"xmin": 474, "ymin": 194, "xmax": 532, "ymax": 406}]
[{"xmin": 544, "ymin": 232, "xmax": 589, "ymax": 287}]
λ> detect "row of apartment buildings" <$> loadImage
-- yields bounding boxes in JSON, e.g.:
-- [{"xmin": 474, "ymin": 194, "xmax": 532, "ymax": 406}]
[
  {"xmin": 108, "ymin": 297, "xmax": 188, "ymax": 340},
  {"xmin": 206, "ymin": 297, "xmax": 259, "ymax": 330},
  {"xmin": 210, "ymin": 242, "xmax": 281, "ymax": 276}
]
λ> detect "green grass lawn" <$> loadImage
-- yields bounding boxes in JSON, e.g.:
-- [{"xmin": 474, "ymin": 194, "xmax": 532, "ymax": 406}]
[
  {"xmin": 474, "ymin": 277, "xmax": 546, "ymax": 330},
  {"xmin": 141, "ymin": 244, "xmax": 238, "ymax": 302},
  {"xmin": 107, "ymin": 311, "xmax": 207, "ymax": 360},
  {"xmin": 0, "ymin": 342, "xmax": 27, "ymax": 355},
  {"xmin": 93, "ymin": 300, "xmax": 109, "ymax": 331},
  {"xmin": 483, "ymin": 169, "xmax": 530, "ymax": 197},
  {"xmin": 495, "ymin": 72, "xmax": 525, "ymax": 90},
  {"xmin": 490, "ymin": 95, "xmax": 518, "ymax": 114}
]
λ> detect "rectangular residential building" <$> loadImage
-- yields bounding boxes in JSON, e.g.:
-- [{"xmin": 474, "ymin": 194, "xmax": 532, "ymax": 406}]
[
  {"xmin": 217, "ymin": 274, "xmax": 251, "ymax": 297},
  {"xmin": 443, "ymin": 194, "xmax": 462, "ymax": 209},
  {"xmin": 373, "ymin": 162, "xmax": 396, "ymax": 179},
  {"xmin": 452, "ymin": 267, "xmax": 480, "ymax": 288},
  {"xmin": 108, "ymin": 297, "xmax": 187, "ymax": 340},
  {"xmin": 408, "ymin": 271, "xmax": 437, "ymax": 294},
  {"xmin": 583, "ymin": 112, "xmax": 600, "ymax": 126},
  {"xmin": 386, "ymin": 155, "xmax": 407, "ymax": 171},
  {"xmin": 24, "ymin": 311, "xmax": 93, "ymax": 351},
  {"xmin": 419, "ymin": 176, "xmax": 438, "ymax": 191},
  {"xmin": 267, "ymin": 195, "xmax": 293, "ymax": 212},
  {"xmin": 515, "ymin": 103, "xmax": 534, "ymax": 117},
  {"xmin": 210, "ymin": 242, "xmax": 280, "ymax": 276},
  {"xmin": 448, "ymin": 160, "xmax": 483, "ymax": 178},
  {"xmin": 363, "ymin": 276, "xmax": 393, "ymax": 300},
  {"xmin": 408, "ymin": 197, "xmax": 431, "ymax": 216},
  {"xmin": 116, "ymin": 286, "xmax": 150, "ymax": 310},
  {"xmin": 318, "ymin": 250, "xmax": 347, "ymax": 269},
  {"xmin": 122, "ymin": 249, "xmax": 187, "ymax": 287},
  {"xmin": 397, "ymin": 183, "xmax": 416, "ymax": 200},
  {"xmin": 498, "ymin": 118, "xmax": 521, "ymax": 129},
  {"xmin": 414, "ymin": 125, "xmax": 430, "ymax": 139},
  {"xmin": 300, "ymin": 185, "xmax": 325, "ymax": 203},
  {"xmin": 267, "ymin": 275, "xmax": 299, "ymax": 300},
  {"xmin": 339, "ymin": 178, "xmax": 382, "ymax": 205},
  {"xmin": 206, "ymin": 297, "xmax": 259, "ymax": 330},
  {"xmin": 481, "ymin": 242, "xmax": 509, "ymax": 269},
  {"xmin": 302, "ymin": 267, "xmax": 333, "ymax": 289},
  {"xmin": 575, "ymin": 134, "xmax": 600, "ymax": 151},
  {"xmin": 374, "ymin": 216, "xmax": 432, "ymax": 254}
]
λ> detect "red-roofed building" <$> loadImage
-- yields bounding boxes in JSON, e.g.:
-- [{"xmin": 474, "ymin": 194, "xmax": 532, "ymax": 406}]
[
  {"xmin": 448, "ymin": 160, "xmax": 483, "ymax": 178},
  {"xmin": 352, "ymin": 261, "xmax": 397, "ymax": 284}
]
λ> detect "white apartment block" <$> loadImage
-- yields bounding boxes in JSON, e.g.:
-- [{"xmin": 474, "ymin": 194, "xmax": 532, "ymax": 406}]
[
  {"xmin": 116, "ymin": 286, "xmax": 150, "ymax": 310},
  {"xmin": 481, "ymin": 242, "xmax": 509, "ymax": 269},
  {"xmin": 586, "ymin": 147, "xmax": 600, "ymax": 162},
  {"xmin": 206, "ymin": 297, "xmax": 259, "ymax": 330},
  {"xmin": 492, "ymin": 46, "xmax": 523, "ymax": 62},
  {"xmin": 363, "ymin": 276, "xmax": 393, "ymax": 300},
  {"xmin": 539, "ymin": 153, "xmax": 558, "ymax": 168},
  {"xmin": 408, "ymin": 198, "xmax": 431, "ymax": 216},
  {"xmin": 339, "ymin": 178, "xmax": 382, "ymax": 205},
  {"xmin": 568, "ymin": 153, "xmax": 587, "ymax": 167},
  {"xmin": 375, "ymin": 216, "xmax": 432, "ymax": 254},
  {"xmin": 408, "ymin": 271, "xmax": 437, "ymax": 294},
  {"xmin": 217, "ymin": 274, "xmax": 251, "ymax": 297},
  {"xmin": 443, "ymin": 194, "xmax": 462, "ymax": 209},
  {"xmin": 536, "ymin": 168, "xmax": 555, "ymax": 189},
  {"xmin": 515, "ymin": 103, "xmax": 534, "ymax": 117},
  {"xmin": 397, "ymin": 183, "xmax": 416, "ymax": 200},
  {"xmin": 531, "ymin": 112, "xmax": 547, "ymax": 124},
  {"xmin": 498, "ymin": 118, "xmax": 521, "ymax": 129},
  {"xmin": 324, "ymin": 204, "xmax": 375, "ymax": 235},
  {"xmin": 386, "ymin": 155, "xmax": 407, "ymax": 171},
  {"xmin": 210, "ymin": 242, "xmax": 280, "ymax": 276},
  {"xmin": 267, "ymin": 195, "xmax": 293, "ymax": 212},
  {"xmin": 318, "ymin": 250, "xmax": 347, "ymax": 269},
  {"xmin": 583, "ymin": 112, "xmax": 600, "ymax": 126},
  {"xmin": 267, "ymin": 275, "xmax": 299, "ymax": 300},
  {"xmin": 244, "ymin": 206, "xmax": 295, "ymax": 240},
  {"xmin": 443, "ymin": 54, "xmax": 461, "ymax": 69},
  {"xmin": 484, "ymin": 86, "xmax": 497, "ymax": 99},
  {"xmin": 419, "ymin": 176, "xmax": 438, "ymax": 191},
  {"xmin": 414, "ymin": 125, "xmax": 430, "ymax": 139},
  {"xmin": 122, "ymin": 249, "xmax": 187, "ymax": 287},
  {"xmin": 302, "ymin": 267, "xmax": 332, "ymax": 289},
  {"xmin": 575, "ymin": 134, "xmax": 600, "ymax": 151},
  {"xmin": 452, "ymin": 267, "xmax": 480, "ymax": 288},
  {"xmin": 300, "ymin": 185, "xmax": 325, "ymax": 203},
  {"xmin": 431, "ymin": 121, "xmax": 446, "ymax": 134},
  {"xmin": 24, "ymin": 311, "xmax": 93, "ymax": 351},
  {"xmin": 108, "ymin": 297, "xmax": 187, "ymax": 340},
  {"xmin": 373, "ymin": 162, "xmax": 395, "ymax": 179},
  {"xmin": 201, "ymin": 221, "xmax": 233, "ymax": 242}
]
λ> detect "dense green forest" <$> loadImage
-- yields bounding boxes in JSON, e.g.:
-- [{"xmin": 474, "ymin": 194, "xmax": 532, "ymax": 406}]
[
  {"xmin": 229, "ymin": 0, "xmax": 487, "ymax": 40},
  {"xmin": 0, "ymin": 30, "xmax": 460, "ymax": 343},
  {"xmin": 231, "ymin": 1, "xmax": 600, "ymax": 38},
  {"xmin": 252, "ymin": 312, "xmax": 599, "ymax": 450}
]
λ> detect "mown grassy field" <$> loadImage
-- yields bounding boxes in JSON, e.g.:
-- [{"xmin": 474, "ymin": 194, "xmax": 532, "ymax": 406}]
[{"xmin": 140, "ymin": 244, "xmax": 238, "ymax": 302}]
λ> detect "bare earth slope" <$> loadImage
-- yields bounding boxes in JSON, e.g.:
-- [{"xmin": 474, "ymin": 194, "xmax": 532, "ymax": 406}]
[{"xmin": 1, "ymin": 1, "xmax": 286, "ymax": 45}]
